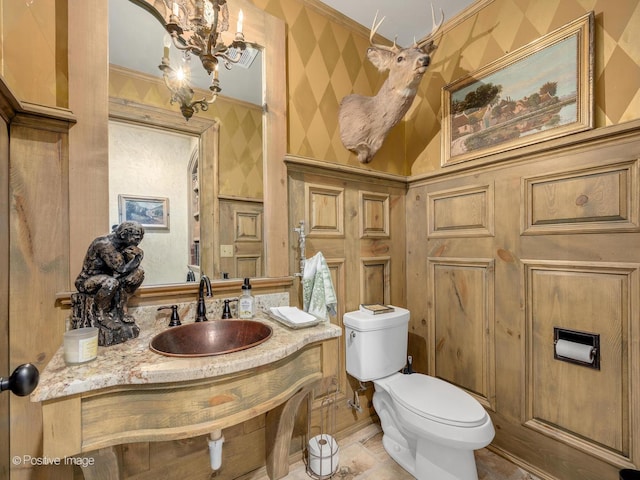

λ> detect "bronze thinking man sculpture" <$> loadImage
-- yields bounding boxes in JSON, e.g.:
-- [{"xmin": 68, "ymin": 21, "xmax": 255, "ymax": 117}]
[{"xmin": 71, "ymin": 221, "xmax": 145, "ymax": 346}]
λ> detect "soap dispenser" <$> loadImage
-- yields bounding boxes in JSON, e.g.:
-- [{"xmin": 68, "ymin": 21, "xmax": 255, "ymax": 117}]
[{"xmin": 238, "ymin": 278, "xmax": 255, "ymax": 319}]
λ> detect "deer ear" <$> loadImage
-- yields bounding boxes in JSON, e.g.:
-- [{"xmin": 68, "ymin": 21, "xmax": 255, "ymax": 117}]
[
  {"xmin": 367, "ymin": 47, "xmax": 394, "ymax": 72},
  {"xmin": 422, "ymin": 40, "xmax": 438, "ymax": 55}
]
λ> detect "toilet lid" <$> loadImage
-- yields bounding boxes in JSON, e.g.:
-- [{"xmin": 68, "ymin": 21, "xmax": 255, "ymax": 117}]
[{"xmin": 387, "ymin": 374, "xmax": 488, "ymax": 427}]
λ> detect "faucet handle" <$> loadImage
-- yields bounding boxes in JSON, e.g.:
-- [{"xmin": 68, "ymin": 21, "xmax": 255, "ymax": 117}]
[
  {"xmin": 221, "ymin": 298, "xmax": 238, "ymax": 319},
  {"xmin": 158, "ymin": 305, "xmax": 181, "ymax": 327}
]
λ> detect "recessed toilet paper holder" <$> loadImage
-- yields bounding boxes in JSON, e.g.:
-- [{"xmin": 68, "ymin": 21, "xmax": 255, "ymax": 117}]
[{"xmin": 553, "ymin": 327, "xmax": 600, "ymax": 370}]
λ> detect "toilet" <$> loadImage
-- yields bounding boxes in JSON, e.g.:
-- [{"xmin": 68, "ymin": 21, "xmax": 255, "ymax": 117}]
[{"xmin": 344, "ymin": 306, "xmax": 495, "ymax": 480}]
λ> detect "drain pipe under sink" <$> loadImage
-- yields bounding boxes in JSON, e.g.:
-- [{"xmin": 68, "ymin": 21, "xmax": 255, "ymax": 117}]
[{"xmin": 208, "ymin": 430, "xmax": 225, "ymax": 472}]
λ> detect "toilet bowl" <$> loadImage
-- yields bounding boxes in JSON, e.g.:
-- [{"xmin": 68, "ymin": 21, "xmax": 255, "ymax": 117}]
[
  {"xmin": 344, "ymin": 307, "xmax": 495, "ymax": 480},
  {"xmin": 373, "ymin": 372, "xmax": 494, "ymax": 479}
]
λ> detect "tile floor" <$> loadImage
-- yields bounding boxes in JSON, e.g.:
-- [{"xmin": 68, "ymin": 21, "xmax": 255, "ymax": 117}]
[{"xmin": 246, "ymin": 423, "xmax": 540, "ymax": 480}]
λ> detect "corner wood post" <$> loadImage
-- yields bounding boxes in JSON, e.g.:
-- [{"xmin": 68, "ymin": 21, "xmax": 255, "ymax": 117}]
[
  {"xmin": 79, "ymin": 447, "xmax": 120, "ymax": 480},
  {"xmin": 265, "ymin": 382, "xmax": 318, "ymax": 479}
]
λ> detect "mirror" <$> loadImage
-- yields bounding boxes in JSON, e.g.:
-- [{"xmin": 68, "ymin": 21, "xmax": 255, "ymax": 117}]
[
  {"xmin": 107, "ymin": 0, "xmax": 286, "ymax": 285},
  {"xmin": 108, "ymin": 121, "xmax": 200, "ymax": 284}
]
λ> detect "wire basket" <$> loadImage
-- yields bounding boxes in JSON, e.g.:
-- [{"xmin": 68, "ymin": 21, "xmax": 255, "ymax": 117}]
[{"xmin": 306, "ymin": 379, "xmax": 339, "ymax": 479}]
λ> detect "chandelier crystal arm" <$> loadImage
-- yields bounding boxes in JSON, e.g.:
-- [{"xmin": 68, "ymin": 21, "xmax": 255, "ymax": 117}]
[{"xmin": 158, "ymin": 0, "xmax": 249, "ymax": 120}]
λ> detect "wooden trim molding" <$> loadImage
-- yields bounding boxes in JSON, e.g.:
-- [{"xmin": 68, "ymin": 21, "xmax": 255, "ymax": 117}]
[
  {"xmin": 55, "ymin": 276, "xmax": 295, "ymax": 306},
  {"xmin": 0, "ymin": 79, "xmax": 76, "ymax": 129},
  {"xmin": 285, "ymin": 154, "xmax": 408, "ymax": 188},
  {"xmin": 409, "ymin": 118, "xmax": 640, "ymax": 187},
  {"xmin": 0, "ymin": 77, "xmax": 22, "ymax": 122}
]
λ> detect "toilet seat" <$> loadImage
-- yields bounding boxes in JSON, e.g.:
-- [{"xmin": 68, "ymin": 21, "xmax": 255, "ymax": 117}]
[{"xmin": 385, "ymin": 373, "xmax": 488, "ymax": 428}]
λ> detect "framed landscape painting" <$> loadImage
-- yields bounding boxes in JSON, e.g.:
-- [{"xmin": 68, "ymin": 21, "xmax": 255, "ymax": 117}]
[
  {"xmin": 118, "ymin": 195, "xmax": 170, "ymax": 230},
  {"xmin": 441, "ymin": 12, "xmax": 593, "ymax": 167}
]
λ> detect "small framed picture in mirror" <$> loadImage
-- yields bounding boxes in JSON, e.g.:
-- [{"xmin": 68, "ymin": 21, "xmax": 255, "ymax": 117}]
[{"xmin": 118, "ymin": 194, "xmax": 169, "ymax": 230}]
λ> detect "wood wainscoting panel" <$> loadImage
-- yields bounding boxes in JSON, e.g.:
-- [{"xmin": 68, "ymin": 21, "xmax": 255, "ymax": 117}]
[
  {"xmin": 287, "ymin": 156, "xmax": 407, "ymax": 452},
  {"xmin": 305, "ymin": 183, "xmax": 344, "ymax": 237},
  {"xmin": 522, "ymin": 160, "xmax": 639, "ymax": 235},
  {"xmin": 427, "ymin": 184, "xmax": 495, "ymax": 238},
  {"xmin": 359, "ymin": 191, "xmax": 390, "ymax": 238},
  {"xmin": 427, "ymin": 257, "xmax": 496, "ymax": 408},
  {"xmin": 236, "ymin": 255, "xmax": 261, "ymax": 278},
  {"xmin": 360, "ymin": 257, "xmax": 391, "ymax": 305},
  {"xmin": 235, "ymin": 210, "xmax": 263, "ymax": 242},
  {"xmin": 524, "ymin": 260, "xmax": 639, "ymax": 466}
]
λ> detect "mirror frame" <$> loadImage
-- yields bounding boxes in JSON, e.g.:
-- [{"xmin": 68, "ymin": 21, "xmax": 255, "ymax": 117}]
[{"xmin": 111, "ymin": 0, "xmax": 289, "ymax": 293}]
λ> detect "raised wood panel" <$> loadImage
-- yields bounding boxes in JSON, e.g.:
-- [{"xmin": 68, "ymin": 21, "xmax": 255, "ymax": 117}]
[
  {"xmin": 360, "ymin": 257, "xmax": 390, "ymax": 305},
  {"xmin": 235, "ymin": 211, "xmax": 262, "ymax": 242},
  {"xmin": 522, "ymin": 161, "xmax": 639, "ymax": 234},
  {"xmin": 359, "ymin": 191, "xmax": 389, "ymax": 238},
  {"xmin": 428, "ymin": 258, "xmax": 495, "ymax": 408},
  {"xmin": 305, "ymin": 183, "xmax": 344, "ymax": 237},
  {"xmin": 524, "ymin": 261, "xmax": 638, "ymax": 466},
  {"xmin": 427, "ymin": 184, "xmax": 494, "ymax": 238},
  {"xmin": 236, "ymin": 255, "xmax": 261, "ymax": 278}
]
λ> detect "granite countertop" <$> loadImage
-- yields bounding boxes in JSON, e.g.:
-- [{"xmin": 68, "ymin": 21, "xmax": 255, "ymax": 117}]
[{"xmin": 31, "ymin": 312, "xmax": 342, "ymax": 403}]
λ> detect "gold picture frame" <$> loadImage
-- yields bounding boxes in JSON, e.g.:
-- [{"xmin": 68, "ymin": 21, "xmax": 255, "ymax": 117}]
[
  {"xmin": 441, "ymin": 12, "xmax": 593, "ymax": 167},
  {"xmin": 118, "ymin": 194, "xmax": 170, "ymax": 230}
]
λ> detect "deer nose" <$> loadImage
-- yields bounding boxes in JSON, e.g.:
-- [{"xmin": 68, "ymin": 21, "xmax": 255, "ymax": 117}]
[{"xmin": 420, "ymin": 56, "xmax": 431, "ymax": 67}]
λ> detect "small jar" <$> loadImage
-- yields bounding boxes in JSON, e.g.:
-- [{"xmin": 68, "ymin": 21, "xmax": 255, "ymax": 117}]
[{"xmin": 64, "ymin": 327, "xmax": 99, "ymax": 365}]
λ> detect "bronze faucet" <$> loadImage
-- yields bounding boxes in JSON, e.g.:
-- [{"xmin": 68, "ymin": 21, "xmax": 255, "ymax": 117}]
[{"xmin": 196, "ymin": 275, "xmax": 212, "ymax": 322}]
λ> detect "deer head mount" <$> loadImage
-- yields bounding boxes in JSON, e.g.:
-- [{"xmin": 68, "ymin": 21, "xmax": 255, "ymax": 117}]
[{"xmin": 338, "ymin": 6, "xmax": 444, "ymax": 164}]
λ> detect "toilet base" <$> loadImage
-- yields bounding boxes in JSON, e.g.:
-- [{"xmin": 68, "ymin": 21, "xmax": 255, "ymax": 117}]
[
  {"xmin": 381, "ymin": 432, "xmax": 479, "ymax": 480},
  {"xmin": 381, "ymin": 432, "xmax": 416, "ymax": 477}
]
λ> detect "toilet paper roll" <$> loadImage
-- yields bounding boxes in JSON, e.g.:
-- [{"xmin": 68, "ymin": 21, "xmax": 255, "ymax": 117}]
[
  {"xmin": 555, "ymin": 339, "xmax": 594, "ymax": 363},
  {"xmin": 308, "ymin": 434, "xmax": 339, "ymax": 476}
]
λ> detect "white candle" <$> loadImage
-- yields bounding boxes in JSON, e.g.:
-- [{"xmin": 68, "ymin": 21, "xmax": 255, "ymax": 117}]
[
  {"xmin": 163, "ymin": 34, "xmax": 172, "ymax": 60},
  {"xmin": 64, "ymin": 327, "xmax": 98, "ymax": 365},
  {"xmin": 172, "ymin": 2, "xmax": 179, "ymax": 18},
  {"xmin": 237, "ymin": 9, "xmax": 243, "ymax": 33}
]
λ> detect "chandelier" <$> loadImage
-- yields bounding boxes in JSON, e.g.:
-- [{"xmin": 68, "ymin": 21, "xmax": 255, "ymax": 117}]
[{"xmin": 159, "ymin": 0, "xmax": 248, "ymax": 120}]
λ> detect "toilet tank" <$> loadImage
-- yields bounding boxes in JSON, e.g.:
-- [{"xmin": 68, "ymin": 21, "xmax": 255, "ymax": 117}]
[{"xmin": 344, "ymin": 306, "xmax": 409, "ymax": 382}]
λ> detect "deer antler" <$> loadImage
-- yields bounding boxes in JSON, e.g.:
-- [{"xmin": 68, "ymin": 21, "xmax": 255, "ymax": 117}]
[
  {"xmin": 369, "ymin": 11, "xmax": 400, "ymax": 52},
  {"xmin": 417, "ymin": 4, "xmax": 445, "ymax": 49}
]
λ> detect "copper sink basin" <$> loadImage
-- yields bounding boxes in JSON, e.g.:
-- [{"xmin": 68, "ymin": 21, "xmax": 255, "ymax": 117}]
[{"xmin": 150, "ymin": 320, "xmax": 273, "ymax": 357}]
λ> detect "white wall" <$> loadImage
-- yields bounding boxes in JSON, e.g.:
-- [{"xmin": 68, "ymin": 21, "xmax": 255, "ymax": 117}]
[{"xmin": 108, "ymin": 121, "xmax": 198, "ymax": 285}]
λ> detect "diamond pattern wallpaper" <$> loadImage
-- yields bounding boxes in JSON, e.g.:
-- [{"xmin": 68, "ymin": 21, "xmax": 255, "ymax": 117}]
[
  {"xmin": 3, "ymin": 0, "xmax": 639, "ymax": 177},
  {"xmin": 250, "ymin": 0, "xmax": 640, "ymax": 175}
]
